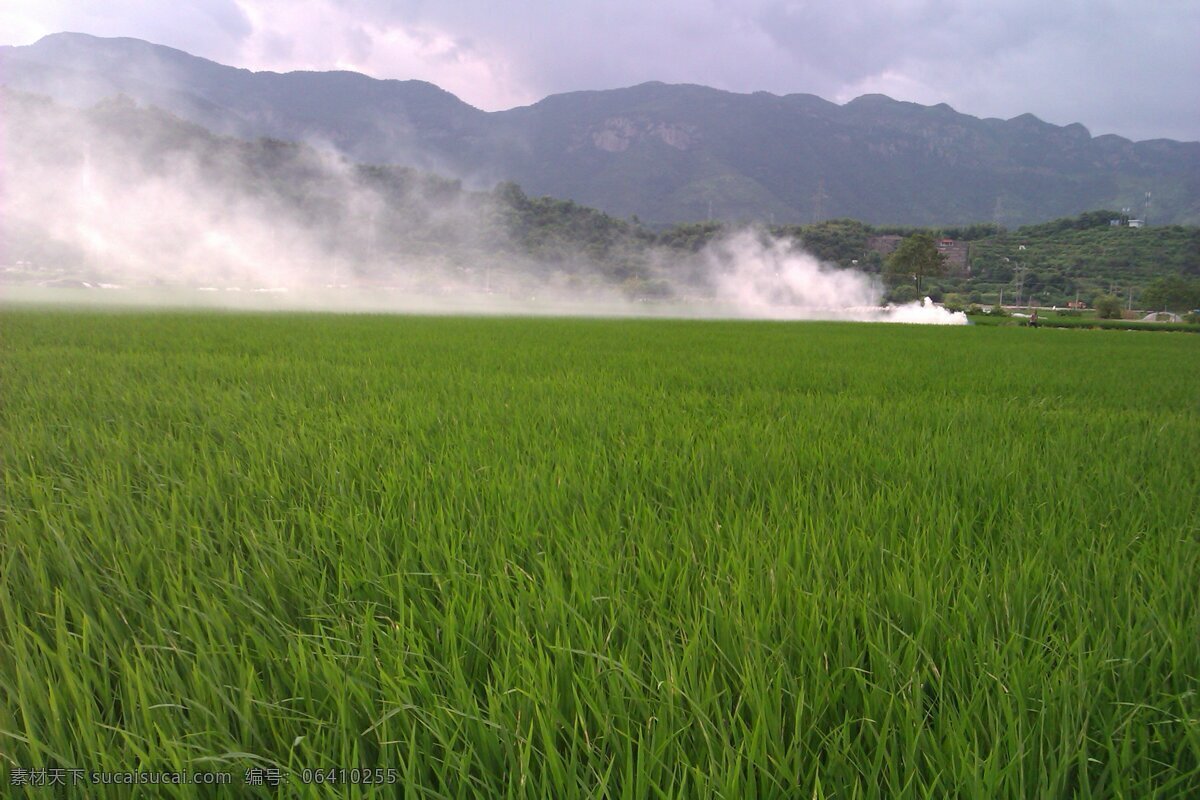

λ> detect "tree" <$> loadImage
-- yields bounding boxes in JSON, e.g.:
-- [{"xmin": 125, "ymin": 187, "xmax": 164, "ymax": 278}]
[
  {"xmin": 1093, "ymin": 294, "xmax": 1123, "ymax": 319},
  {"xmin": 885, "ymin": 233, "xmax": 946, "ymax": 295},
  {"xmin": 1141, "ymin": 276, "xmax": 1200, "ymax": 312}
]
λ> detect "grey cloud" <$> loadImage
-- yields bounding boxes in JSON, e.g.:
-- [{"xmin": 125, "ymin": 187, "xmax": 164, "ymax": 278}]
[
  {"xmin": 311, "ymin": 0, "xmax": 1200, "ymax": 139},
  {"xmin": 3, "ymin": 0, "xmax": 253, "ymax": 61}
]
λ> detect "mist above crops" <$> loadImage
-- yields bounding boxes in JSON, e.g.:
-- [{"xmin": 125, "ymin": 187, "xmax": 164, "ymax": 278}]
[
  {"xmin": 2, "ymin": 90, "xmax": 965, "ymax": 324},
  {"xmin": 706, "ymin": 233, "xmax": 966, "ymax": 324}
]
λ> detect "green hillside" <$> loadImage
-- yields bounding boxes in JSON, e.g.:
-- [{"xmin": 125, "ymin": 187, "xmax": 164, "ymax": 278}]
[
  {"xmin": 967, "ymin": 218, "xmax": 1200, "ymax": 307},
  {"xmin": 755, "ymin": 213, "xmax": 1200, "ymax": 308}
]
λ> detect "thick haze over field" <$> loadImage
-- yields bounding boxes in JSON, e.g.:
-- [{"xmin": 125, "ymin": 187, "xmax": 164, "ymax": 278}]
[
  {"xmin": 2, "ymin": 90, "xmax": 967, "ymax": 323},
  {"xmin": 1, "ymin": 0, "xmax": 1198, "ymax": 142}
]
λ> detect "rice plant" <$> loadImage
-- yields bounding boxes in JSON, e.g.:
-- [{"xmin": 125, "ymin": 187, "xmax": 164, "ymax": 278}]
[{"xmin": 2, "ymin": 309, "xmax": 1198, "ymax": 797}]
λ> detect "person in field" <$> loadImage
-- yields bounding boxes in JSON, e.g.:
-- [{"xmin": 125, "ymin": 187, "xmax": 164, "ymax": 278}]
[{"xmin": 1029, "ymin": 308, "xmax": 1039, "ymax": 327}]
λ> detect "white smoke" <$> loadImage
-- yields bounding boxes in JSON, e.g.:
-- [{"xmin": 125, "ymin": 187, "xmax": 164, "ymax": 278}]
[
  {"xmin": 4, "ymin": 96, "xmax": 362, "ymax": 290},
  {"xmin": 0, "ymin": 91, "xmax": 606, "ymax": 308},
  {"xmin": 2, "ymin": 92, "xmax": 967, "ymax": 325},
  {"xmin": 703, "ymin": 230, "xmax": 968, "ymax": 325}
]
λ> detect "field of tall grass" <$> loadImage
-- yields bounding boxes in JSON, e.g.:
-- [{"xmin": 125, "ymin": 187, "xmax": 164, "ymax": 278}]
[{"xmin": 2, "ymin": 309, "xmax": 1198, "ymax": 797}]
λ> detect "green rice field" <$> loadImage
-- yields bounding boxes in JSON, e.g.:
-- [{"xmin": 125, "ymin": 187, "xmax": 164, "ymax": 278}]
[{"xmin": 2, "ymin": 308, "xmax": 1199, "ymax": 797}]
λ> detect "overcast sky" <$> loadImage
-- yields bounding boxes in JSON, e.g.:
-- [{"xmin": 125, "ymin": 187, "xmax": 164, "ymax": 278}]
[{"xmin": 2, "ymin": 0, "xmax": 1198, "ymax": 141}]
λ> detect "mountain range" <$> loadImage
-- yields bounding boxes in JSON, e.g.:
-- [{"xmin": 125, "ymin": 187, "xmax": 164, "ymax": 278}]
[{"xmin": 3, "ymin": 32, "xmax": 1199, "ymax": 227}]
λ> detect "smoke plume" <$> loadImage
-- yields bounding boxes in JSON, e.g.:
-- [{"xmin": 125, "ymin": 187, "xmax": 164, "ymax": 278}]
[
  {"xmin": 1, "ymin": 89, "xmax": 966, "ymax": 325},
  {"xmin": 702, "ymin": 231, "xmax": 968, "ymax": 324}
]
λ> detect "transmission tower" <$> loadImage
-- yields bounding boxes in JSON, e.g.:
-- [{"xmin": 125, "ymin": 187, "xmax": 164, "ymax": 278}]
[{"xmin": 811, "ymin": 178, "xmax": 828, "ymax": 224}]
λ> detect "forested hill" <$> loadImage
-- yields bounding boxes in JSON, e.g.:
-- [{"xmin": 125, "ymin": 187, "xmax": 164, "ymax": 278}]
[
  {"xmin": 3, "ymin": 32, "xmax": 1199, "ymax": 227},
  {"xmin": 759, "ymin": 214, "xmax": 1200, "ymax": 308}
]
